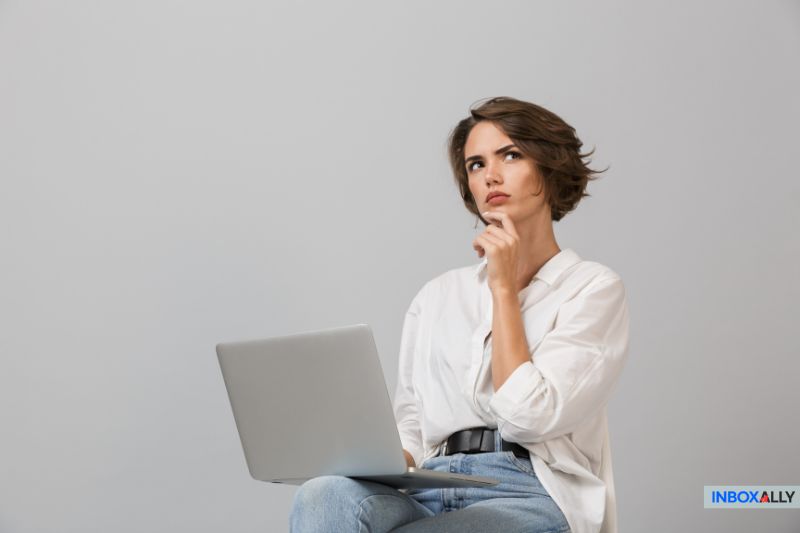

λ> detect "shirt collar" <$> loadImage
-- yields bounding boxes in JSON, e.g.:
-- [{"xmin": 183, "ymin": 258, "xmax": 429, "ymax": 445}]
[{"xmin": 475, "ymin": 247, "xmax": 582, "ymax": 287}]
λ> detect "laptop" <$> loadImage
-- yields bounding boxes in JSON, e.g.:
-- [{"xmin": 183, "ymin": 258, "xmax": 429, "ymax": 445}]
[{"xmin": 215, "ymin": 323, "xmax": 499, "ymax": 490}]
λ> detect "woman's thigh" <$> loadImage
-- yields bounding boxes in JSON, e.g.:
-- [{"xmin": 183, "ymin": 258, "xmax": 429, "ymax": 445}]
[
  {"xmin": 396, "ymin": 452, "xmax": 570, "ymax": 533},
  {"xmin": 289, "ymin": 474, "xmax": 435, "ymax": 533}
]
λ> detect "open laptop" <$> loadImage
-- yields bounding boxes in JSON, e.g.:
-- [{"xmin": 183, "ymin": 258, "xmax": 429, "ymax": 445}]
[{"xmin": 216, "ymin": 323, "xmax": 499, "ymax": 489}]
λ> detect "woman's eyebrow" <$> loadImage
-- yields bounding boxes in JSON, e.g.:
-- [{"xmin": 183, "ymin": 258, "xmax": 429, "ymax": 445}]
[{"xmin": 464, "ymin": 144, "xmax": 518, "ymax": 165}]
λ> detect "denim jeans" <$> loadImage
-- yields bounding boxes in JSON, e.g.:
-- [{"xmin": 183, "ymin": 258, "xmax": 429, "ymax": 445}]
[{"xmin": 289, "ymin": 431, "xmax": 571, "ymax": 533}]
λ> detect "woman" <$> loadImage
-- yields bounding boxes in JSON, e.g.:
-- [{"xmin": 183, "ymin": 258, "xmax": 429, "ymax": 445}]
[{"xmin": 289, "ymin": 96, "xmax": 630, "ymax": 533}]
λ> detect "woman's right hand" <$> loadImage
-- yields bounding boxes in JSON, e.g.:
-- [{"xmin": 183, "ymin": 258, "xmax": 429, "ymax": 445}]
[{"xmin": 402, "ymin": 449, "xmax": 416, "ymax": 468}]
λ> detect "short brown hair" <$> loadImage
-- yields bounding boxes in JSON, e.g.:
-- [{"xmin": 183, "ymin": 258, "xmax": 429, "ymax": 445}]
[{"xmin": 447, "ymin": 96, "xmax": 607, "ymax": 225}]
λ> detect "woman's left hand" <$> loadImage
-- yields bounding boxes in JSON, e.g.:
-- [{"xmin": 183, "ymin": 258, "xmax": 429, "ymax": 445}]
[{"xmin": 472, "ymin": 211, "xmax": 520, "ymax": 294}]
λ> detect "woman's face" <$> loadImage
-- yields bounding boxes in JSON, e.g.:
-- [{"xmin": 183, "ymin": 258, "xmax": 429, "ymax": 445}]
[{"xmin": 464, "ymin": 121, "xmax": 549, "ymax": 224}]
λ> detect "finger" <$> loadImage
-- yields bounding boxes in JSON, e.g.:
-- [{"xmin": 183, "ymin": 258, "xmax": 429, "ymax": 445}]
[
  {"xmin": 473, "ymin": 236, "xmax": 491, "ymax": 256},
  {"xmin": 482, "ymin": 211, "xmax": 519, "ymax": 240},
  {"xmin": 485, "ymin": 224, "xmax": 515, "ymax": 245},
  {"xmin": 483, "ymin": 210, "xmax": 517, "ymax": 239},
  {"xmin": 482, "ymin": 211, "xmax": 503, "ymax": 228},
  {"xmin": 482, "ymin": 232, "xmax": 511, "ymax": 253},
  {"xmin": 477, "ymin": 232, "xmax": 504, "ymax": 251},
  {"xmin": 474, "ymin": 234, "xmax": 498, "ymax": 255}
]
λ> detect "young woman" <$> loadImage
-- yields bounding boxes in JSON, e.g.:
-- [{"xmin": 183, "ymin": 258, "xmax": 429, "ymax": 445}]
[{"xmin": 290, "ymin": 96, "xmax": 630, "ymax": 533}]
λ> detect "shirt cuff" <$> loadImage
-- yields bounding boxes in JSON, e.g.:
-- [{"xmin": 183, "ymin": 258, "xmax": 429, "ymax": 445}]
[{"xmin": 488, "ymin": 360, "xmax": 543, "ymax": 419}]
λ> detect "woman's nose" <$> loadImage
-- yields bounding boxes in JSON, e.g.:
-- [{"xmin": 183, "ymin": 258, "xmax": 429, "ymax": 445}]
[
  {"xmin": 484, "ymin": 161, "xmax": 502, "ymax": 183},
  {"xmin": 485, "ymin": 167, "xmax": 502, "ymax": 184}
]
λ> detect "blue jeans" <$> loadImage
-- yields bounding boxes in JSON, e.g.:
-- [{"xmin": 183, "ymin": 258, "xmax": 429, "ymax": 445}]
[{"xmin": 289, "ymin": 431, "xmax": 571, "ymax": 533}]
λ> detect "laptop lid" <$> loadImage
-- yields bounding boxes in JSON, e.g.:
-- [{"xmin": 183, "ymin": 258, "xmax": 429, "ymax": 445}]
[{"xmin": 216, "ymin": 323, "xmax": 410, "ymax": 483}]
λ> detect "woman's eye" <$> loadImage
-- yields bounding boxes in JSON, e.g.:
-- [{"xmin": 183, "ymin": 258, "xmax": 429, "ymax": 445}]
[{"xmin": 467, "ymin": 152, "xmax": 521, "ymax": 173}]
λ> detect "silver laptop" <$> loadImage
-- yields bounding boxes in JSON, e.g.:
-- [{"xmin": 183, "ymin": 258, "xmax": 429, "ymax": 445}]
[{"xmin": 216, "ymin": 323, "xmax": 499, "ymax": 489}]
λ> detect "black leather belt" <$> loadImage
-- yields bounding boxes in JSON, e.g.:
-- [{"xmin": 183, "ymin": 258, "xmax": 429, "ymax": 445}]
[{"xmin": 442, "ymin": 427, "xmax": 528, "ymax": 459}]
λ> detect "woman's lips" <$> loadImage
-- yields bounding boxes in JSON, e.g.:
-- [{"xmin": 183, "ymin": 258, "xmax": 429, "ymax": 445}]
[{"xmin": 487, "ymin": 195, "xmax": 509, "ymax": 205}]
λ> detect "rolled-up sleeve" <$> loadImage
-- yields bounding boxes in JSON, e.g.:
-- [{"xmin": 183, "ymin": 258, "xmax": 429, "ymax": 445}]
[
  {"xmin": 392, "ymin": 283, "xmax": 427, "ymax": 468},
  {"xmin": 488, "ymin": 275, "xmax": 630, "ymax": 444}
]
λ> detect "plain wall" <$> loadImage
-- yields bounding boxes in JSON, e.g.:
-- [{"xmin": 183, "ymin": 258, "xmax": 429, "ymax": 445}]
[{"xmin": 1, "ymin": 0, "xmax": 798, "ymax": 531}]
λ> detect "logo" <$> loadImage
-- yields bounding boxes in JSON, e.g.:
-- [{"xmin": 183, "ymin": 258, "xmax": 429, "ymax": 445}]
[{"xmin": 704, "ymin": 486, "xmax": 800, "ymax": 509}]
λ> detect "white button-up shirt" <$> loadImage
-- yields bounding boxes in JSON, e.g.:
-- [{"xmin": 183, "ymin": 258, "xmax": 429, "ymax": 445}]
[{"xmin": 392, "ymin": 247, "xmax": 630, "ymax": 533}]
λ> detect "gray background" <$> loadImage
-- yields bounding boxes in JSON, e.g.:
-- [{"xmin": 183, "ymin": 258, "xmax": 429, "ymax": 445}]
[{"xmin": 1, "ymin": 0, "xmax": 798, "ymax": 531}]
